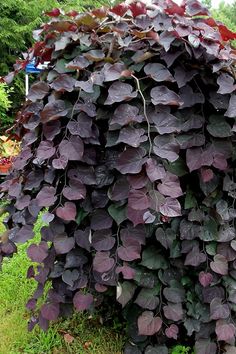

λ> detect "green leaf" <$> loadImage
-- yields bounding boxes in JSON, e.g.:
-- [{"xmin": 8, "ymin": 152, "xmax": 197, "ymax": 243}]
[
  {"xmin": 207, "ymin": 115, "xmax": 232, "ymax": 138},
  {"xmin": 76, "ymin": 208, "xmax": 88, "ymax": 226},
  {"xmin": 206, "ymin": 242, "xmax": 217, "ymax": 256},
  {"xmin": 108, "ymin": 204, "xmax": 127, "ymax": 225},
  {"xmin": 199, "ymin": 218, "xmax": 218, "ymax": 241},
  {"xmin": 184, "ymin": 189, "xmax": 198, "ymax": 209},
  {"xmin": 141, "ymin": 247, "xmax": 168, "ymax": 270},
  {"xmin": 164, "ymin": 158, "xmax": 188, "ymax": 177},
  {"xmin": 134, "ymin": 267, "xmax": 159, "ymax": 289},
  {"xmin": 170, "ymin": 240, "xmax": 181, "ymax": 258},
  {"xmin": 135, "ymin": 285, "xmax": 160, "ymax": 310}
]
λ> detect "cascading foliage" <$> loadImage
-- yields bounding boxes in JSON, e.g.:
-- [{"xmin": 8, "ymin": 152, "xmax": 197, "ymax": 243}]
[{"xmin": 1, "ymin": 0, "xmax": 236, "ymax": 352}]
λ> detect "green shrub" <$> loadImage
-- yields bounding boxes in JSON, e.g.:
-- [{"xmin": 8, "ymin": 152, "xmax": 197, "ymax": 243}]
[{"xmin": 0, "ymin": 83, "xmax": 14, "ymax": 131}]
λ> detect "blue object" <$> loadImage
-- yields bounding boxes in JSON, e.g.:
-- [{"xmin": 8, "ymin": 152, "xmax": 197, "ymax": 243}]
[{"xmin": 25, "ymin": 61, "xmax": 42, "ymax": 74}]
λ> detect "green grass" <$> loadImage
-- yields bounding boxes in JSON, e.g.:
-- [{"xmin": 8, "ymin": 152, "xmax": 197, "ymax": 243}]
[{"xmin": 0, "ymin": 213, "xmax": 124, "ymax": 354}]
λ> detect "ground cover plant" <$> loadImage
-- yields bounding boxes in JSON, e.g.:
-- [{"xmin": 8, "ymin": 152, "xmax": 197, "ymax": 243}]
[{"xmin": 1, "ymin": 0, "xmax": 236, "ymax": 352}]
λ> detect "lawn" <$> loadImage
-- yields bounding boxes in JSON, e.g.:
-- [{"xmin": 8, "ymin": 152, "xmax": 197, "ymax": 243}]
[{"xmin": 0, "ymin": 212, "xmax": 124, "ymax": 354}]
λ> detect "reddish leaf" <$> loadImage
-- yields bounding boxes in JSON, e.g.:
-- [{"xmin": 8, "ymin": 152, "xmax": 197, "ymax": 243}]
[
  {"xmin": 41, "ymin": 303, "xmax": 60, "ymax": 321},
  {"xmin": 160, "ymin": 198, "xmax": 181, "ymax": 217},
  {"xmin": 110, "ymin": 3, "xmax": 129, "ymax": 16},
  {"xmin": 218, "ymin": 24, "xmax": 236, "ymax": 41},
  {"xmin": 216, "ymin": 320, "xmax": 236, "ymax": 341},
  {"xmin": 128, "ymin": 189, "xmax": 150, "ymax": 210},
  {"xmin": 129, "ymin": 2, "xmax": 147, "ymax": 17},
  {"xmin": 73, "ymin": 292, "xmax": 93, "ymax": 311},
  {"xmin": 165, "ymin": 324, "xmax": 179, "ymax": 340},
  {"xmin": 44, "ymin": 8, "xmax": 61, "ymax": 17},
  {"xmin": 199, "ymin": 272, "xmax": 213, "ymax": 288},
  {"xmin": 56, "ymin": 202, "xmax": 77, "ymax": 221},
  {"xmin": 138, "ymin": 311, "xmax": 162, "ymax": 336}
]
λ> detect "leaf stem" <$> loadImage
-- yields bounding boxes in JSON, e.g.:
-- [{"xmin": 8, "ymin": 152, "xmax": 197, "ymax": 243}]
[{"xmin": 131, "ymin": 74, "xmax": 152, "ymax": 157}]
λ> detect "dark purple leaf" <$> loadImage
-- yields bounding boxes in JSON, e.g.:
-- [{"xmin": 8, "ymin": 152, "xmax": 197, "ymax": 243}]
[
  {"xmin": 210, "ymin": 254, "xmax": 228, "ymax": 275},
  {"xmin": 144, "ymin": 63, "xmax": 174, "ymax": 82},
  {"xmin": 36, "ymin": 186, "xmax": 57, "ymax": 207},
  {"xmin": 210, "ymin": 298, "xmax": 230, "ymax": 320},
  {"xmin": 116, "ymin": 147, "xmax": 146, "ymax": 175},
  {"xmin": 13, "ymin": 147, "xmax": 33, "ymax": 170},
  {"xmin": 117, "ymin": 127, "xmax": 147, "ymax": 147},
  {"xmin": 62, "ymin": 269, "xmax": 79, "ymax": 287},
  {"xmin": 92, "ymin": 229, "xmax": 115, "ymax": 251},
  {"xmin": 84, "ymin": 49, "xmax": 105, "ymax": 62},
  {"xmin": 36, "ymin": 141, "xmax": 56, "ymax": 160},
  {"xmin": 159, "ymin": 31, "xmax": 176, "ymax": 51},
  {"xmin": 127, "ymin": 206, "xmax": 146, "ymax": 226},
  {"xmin": 91, "ymin": 209, "xmax": 113, "ymax": 230},
  {"xmin": 128, "ymin": 188, "xmax": 150, "ymax": 210},
  {"xmin": 56, "ymin": 202, "xmax": 77, "ymax": 221},
  {"xmin": 179, "ymin": 85, "xmax": 205, "ymax": 109},
  {"xmin": 151, "ymin": 86, "xmax": 183, "ymax": 106},
  {"xmin": 73, "ymin": 292, "xmax": 93, "ymax": 311},
  {"xmin": 68, "ymin": 166, "xmax": 96, "ymax": 185},
  {"xmin": 59, "ymin": 136, "xmax": 84, "ymax": 161},
  {"xmin": 75, "ymin": 79, "xmax": 94, "ymax": 93},
  {"xmin": 186, "ymin": 147, "xmax": 213, "ymax": 172},
  {"xmin": 103, "ymin": 62, "xmax": 126, "ymax": 82},
  {"xmin": 15, "ymin": 195, "xmax": 31, "ymax": 210},
  {"xmin": 195, "ymin": 340, "xmax": 217, "ymax": 354},
  {"xmin": 163, "ymin": 303, "xmax": 184, "ymax": 321},
  {"xmin": 158, "ymin": 173, "xmax": 183, "ymax": 198},
  {"xmin": 93, "ymin": 251, "xmax": 114, "ymax": 273},
  {"xmin": 116, "ymin": 265, "xmax": 136, "ymax": 280},
  {"xmin": 66, "ymin": 55, "xmax": 90, "ymax": 70},
  {"xmin": 52, "ymin": 155, "xmax": 68, "ymax": 169},
  {"xmin": 10, "ymin": 225, "xmax": 34, "ymax": 243},
  {"xmin": 104, "ymin": 82, "xmax": 137, "ymax": 105},
  {"xmin": 53, "ymin": 234, "xmax": 75, "ymax": 254},
  {"xmin": 67, "ymin": 113, "xmax": 93, "ymax": 138},
  {"xmin": 40, "ymin": 100, "xmax": 68, "ymax": 123},
  {"xmin": 138, "ymin": 311, "xmax": 162, "ymax": 336},
  {"xmin": 174, "ymin": 66, "xmax": 197, "ymax": 88},
  {"xmin": 109, "ymin": 177, "xmax": 129, "ymax": 201},
  {"xmin": 110, "ymin": 104, "xmax": 143, "ymax": 128},
  {"xmin": 184, "ymin": 246, "xmax": 207, "ymax": 266},
  {"xmin": 27, "ymin": 81, "xmax": 49, "ymax": 102},
  {"xmin": 51, "ymin": 74, "xmax": 77, "ymax": 92},
  {"xmin": 217, "ymin": 73, "xmax": 236, "ymax": 94},
  {"xmin": 146, "ymin": 159, "xmax": 166, "ymax": 182},
  {"xmin": 149, "ymin": 107, "xmax": 181, "ymax": 135},
  {"xmin": 27, "ymin": 242, "xmax": 48, "ymax": 263},
  {"xmin": 43, "ymin": 121, "xmax": 61, "ymax": 141},
  {"xmin": 75, "ymin": 228, "xmax": 91, "ymax": 252},
  {"xmin": 41, "ymin": 303, "xmax": 60, "ymax": 321},
  {"xmin": 127, "ymin": 170, "xmax": 148, "ymax": 189},
  {"xmin": 63, "ymin": 180, "xmax": 86, "ymax": 201},
  {"xmin": 117, "ymin": 243, "xmax": 141, "ymax": 262},
  {"xmin": 153, "ymin": 135, "xmax": 179, "ymax": 162},
  {"xmin": 225, "ymin": 94, "xmax": 236, "ymax": 118}
]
